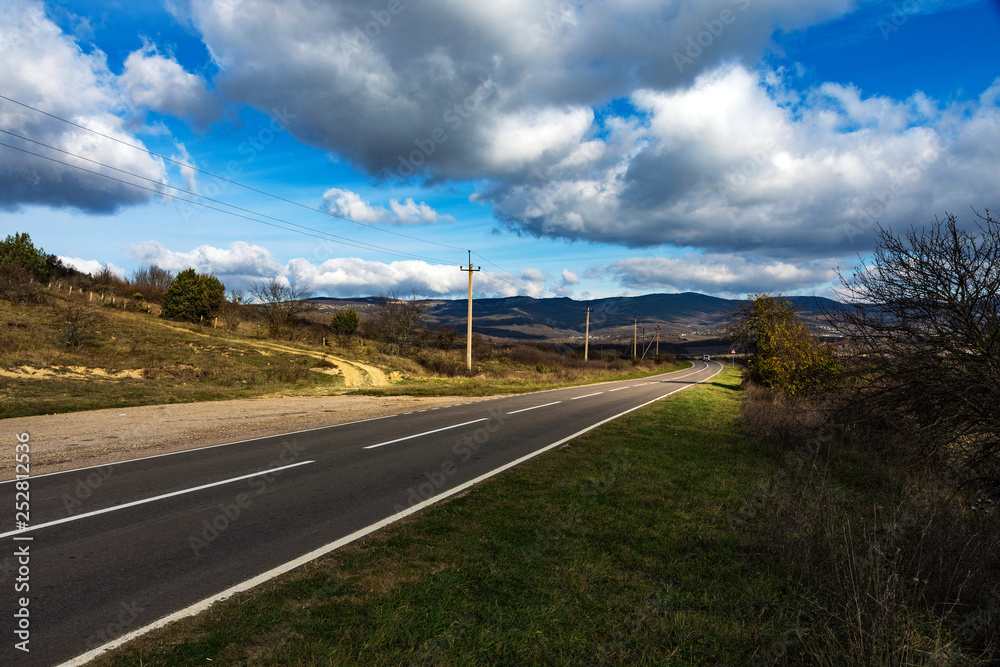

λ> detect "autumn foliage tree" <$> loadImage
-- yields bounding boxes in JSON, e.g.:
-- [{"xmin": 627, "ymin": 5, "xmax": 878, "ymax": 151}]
[{"xmin": 727, "ymin": 294, "xmax": 838, "ymax": 395}]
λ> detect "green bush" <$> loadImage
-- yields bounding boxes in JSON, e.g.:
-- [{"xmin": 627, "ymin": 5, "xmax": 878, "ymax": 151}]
[
  {"xmin": 161, "ymin": 268, "xmax": 225, "ymax": 323},
  {"xmin": 727, "ymin": 294, "xmax": 838, "ymax": 395},
  {"xmin": 330, "ymin": 308, "xmax": 360, "ymax": 337},
  {"xmin": 0, "ymin": 232, "xmax": 50, "ymax": 282}
]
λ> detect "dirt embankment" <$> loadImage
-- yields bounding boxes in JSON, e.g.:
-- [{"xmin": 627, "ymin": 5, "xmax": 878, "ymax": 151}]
[{"xmin": 153, "ymin": 322, "xmax": 393, "ymax": 388}]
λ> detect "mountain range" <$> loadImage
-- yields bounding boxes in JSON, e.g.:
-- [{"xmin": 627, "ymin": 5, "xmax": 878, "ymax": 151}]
[{"xmin": 311, "ymin": 292, "xmax": 843, "ymax": 351}]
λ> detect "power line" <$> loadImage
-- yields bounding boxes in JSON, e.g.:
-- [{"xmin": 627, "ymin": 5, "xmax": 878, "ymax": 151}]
[
  {"xmin": 0, "ymin": 128, "xmax": 454, "ymax": 264},
  {"xmin": 0, "ymin": 93, "xmax": 543, "ymax": 298},
  {"xmin": 0, "ymin": 140, "xmax": 458, "ymax": 263},
  {"xmin": 0, "ymin": 93, "xmax": 467, "ymax": 254},
  {"xmin": 0, "ymin": 134, "xmax": 545, "ymax": 298},
  {"xmin": 472, "ymin": 251, "xmax": 551, "ymax": 296}
]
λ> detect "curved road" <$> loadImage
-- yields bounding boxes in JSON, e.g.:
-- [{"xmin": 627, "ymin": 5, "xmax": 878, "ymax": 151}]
[{"xmin": 0, "ymin": 361, "xmax": 723, "ymax": 666}]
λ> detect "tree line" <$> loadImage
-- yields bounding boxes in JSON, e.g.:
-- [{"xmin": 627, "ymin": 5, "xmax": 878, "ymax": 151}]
[{"xmin": 727, "ymin": 209, "xmax": 1000, "ymax": 495}]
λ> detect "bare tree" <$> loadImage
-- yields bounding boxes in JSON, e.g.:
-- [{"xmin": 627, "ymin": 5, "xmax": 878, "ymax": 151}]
[
  {"xmin": 365, "ymin": 290, "xmax": 427, "ymax": 355},
  {"xmin": 221, "ymin": 289, "xmax": 249, "ymax": 332},
  {"xmin": 249, "ymin": 279, "xmax": 316, "ymax": 338},
  {"xmin": 833, "ymin": 210, "xmax": 1000, "ymax": 491},
  {"xmin": 130, "ymin": 265, "xmax": 174, "ymax": 302}
]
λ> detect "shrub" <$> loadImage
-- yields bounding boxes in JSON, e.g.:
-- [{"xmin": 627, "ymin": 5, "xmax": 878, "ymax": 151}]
[
  {"xmin": 365, "ymin": 291, "xmax": 426, "ymax": 355},
  {"xmin": 727, "ymin": 293, "xmax": 838, "ymax": 395},
  {"xmin": 249, "ymin": 279, "xmax": 315, "ymax": 338},
  {"xmin": 0, "ymin": 265, "xmax": 42, "ymax": 304},
  {"xmin": 58, "ymin": 304, "xmax": 100, "ymax": 351},
  {"xmin": 221, "ymin": 289, "xmax": 249, "ymax": 332},
  {"xmin": 330, "ymin": 308, "xmax": 360, "ymax": 338},
  {"xmin": 834, "ymin": 210, "xmax": 1000, "ymax": 493},
  {"xmin": 161, "ymin": 268, "xmax": 225, "ymax": 323},
  {"xmin": 130, "ymin": 265, "xmax": 173, "ymax": 302},
  {"xmin": 0, "ymin": 232, "xmax": 50, "ymax": 282}
]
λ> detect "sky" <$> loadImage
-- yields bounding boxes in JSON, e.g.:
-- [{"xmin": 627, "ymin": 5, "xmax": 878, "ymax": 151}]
[{"xmin": 1, "ymin": 0, "xmax": 998, "ymax": 300}]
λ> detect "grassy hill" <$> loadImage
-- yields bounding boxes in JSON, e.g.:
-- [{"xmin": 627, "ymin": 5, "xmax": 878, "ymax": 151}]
[
  {"xmin": 0, "ymin": 287, "xmax": 686, "ymax": 419},
  {"xmin": 0, "ymin": 292, "xmax": 353, "ymax": 419}
]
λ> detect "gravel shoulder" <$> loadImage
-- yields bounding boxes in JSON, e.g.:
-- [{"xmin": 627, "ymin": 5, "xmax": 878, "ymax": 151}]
[{"xmin": 2, "ymin": 394, "xmax": 496, "ymax": 480}]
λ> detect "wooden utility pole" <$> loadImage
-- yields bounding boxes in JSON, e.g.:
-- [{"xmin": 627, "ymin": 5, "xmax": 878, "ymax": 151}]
[
  {"xmin": 583, "ymin": 300, "xmax": 592, "ymax": 361},
  {"xmin": 460, "ymin": 251, "xmax": 480, "ymax": 372},
  {"xmin": 633, "ymin": 318, "xmax": 637, "ymax": 359},
  {"xmin": 655, "ymin": 325, "xmax": 660, "ymax": 358}
]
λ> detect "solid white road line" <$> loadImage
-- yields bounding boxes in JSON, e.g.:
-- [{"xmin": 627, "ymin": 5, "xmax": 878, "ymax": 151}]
[
  {"xmin": 58, "ymin": 361, "xmax": 724, "ymax": 667},
  {"xmin": 507, "ymin": 401, "xmax": 562, "ymax": 415},
  {"xmin": 571, "ymin": 392, "xmax": 604, "ymax": 400},
  {"xmin": 0, "ymin": 460, "xmax": 316, "ymax": 540},
  {"xmin": 363, "ymin": 418, "xmax": 489, "ymax": 450}
]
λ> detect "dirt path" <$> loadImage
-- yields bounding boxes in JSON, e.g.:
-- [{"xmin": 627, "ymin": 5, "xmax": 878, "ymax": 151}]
[
  {"xmin": 153, "ymin": 322, "xmax": 390, "ymax": 388},
  {"xmin": 2, "ymin": 393, "xmax": 494, "ymax": 480}
]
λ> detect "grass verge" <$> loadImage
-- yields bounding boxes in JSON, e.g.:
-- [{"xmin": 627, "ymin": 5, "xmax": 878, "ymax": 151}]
[{"xmin": 91, "ymin": 367, "xmax": 799, "ymax": 665}]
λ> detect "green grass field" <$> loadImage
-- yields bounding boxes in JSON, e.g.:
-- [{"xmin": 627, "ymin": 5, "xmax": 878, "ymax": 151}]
[{"xmin": 91, "ymin": 367, "xmax": 802, "ymax": 665}]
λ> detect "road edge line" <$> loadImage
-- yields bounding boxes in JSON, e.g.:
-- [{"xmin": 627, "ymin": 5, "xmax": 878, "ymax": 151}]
[{"xmin": 57, "ymin": 362, "xmax": 723, "ymax": 667}]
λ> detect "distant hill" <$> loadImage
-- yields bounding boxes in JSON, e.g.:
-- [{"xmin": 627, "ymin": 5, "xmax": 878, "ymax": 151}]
[{"xmin": 310, "ymin": 292, "xmax": 843, "ymax": 349}]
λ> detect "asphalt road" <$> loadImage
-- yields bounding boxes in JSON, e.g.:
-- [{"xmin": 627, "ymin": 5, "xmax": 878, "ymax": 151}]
[{"xmin": 0, "ymin": 361, "xmax": 722, "ymax": 666}]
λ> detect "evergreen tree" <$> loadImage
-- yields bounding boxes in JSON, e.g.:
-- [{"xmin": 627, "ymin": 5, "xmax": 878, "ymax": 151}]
[
  {"xmin": 161, "ymin": 268, "xmax": 226, "ymax": 322},
  {"xmin": 0, "ymin": 232, "xmax": 50, "ymax": 281},
  {"xmin": 330, "ymin": 308, "xmax": 360, "ymax": 338}
]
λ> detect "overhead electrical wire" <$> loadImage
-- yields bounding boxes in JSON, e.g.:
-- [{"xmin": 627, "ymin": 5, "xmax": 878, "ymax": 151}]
[
  {"xmin": 0, "ymin": 94, "xmax": 467, "ymax": 253},
  {"xmin": 473, "ymin": 251, "xmax": 540, "ymax": 295},
  {"xmin": 0, "ymin": 129, "xmax": 451, "ymax": 264},
  {"xmin": 0, "ymin": 136, "xmax": 539, "ymax": 296},
  {"xmin": 0, "ymin": 92, "xmax": 547, "ymax": 298},
  {"xmin": 0, "ymin": 135, "xmax": 538, "ymax": 296},
  {"xmin": 0, "ymin": 140, "xmax": 464, "ymax": 264}
]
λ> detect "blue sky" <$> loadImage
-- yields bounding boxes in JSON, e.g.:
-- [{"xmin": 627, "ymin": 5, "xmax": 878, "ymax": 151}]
[{"xmin": 1, "ymin": 0, "xmax": 998, "ymax": 299}]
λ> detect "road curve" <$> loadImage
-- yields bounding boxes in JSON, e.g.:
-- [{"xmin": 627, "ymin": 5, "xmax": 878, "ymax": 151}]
[{"xmin": 0, "ymin": 361, "xmax": 723, "ymax": 666}]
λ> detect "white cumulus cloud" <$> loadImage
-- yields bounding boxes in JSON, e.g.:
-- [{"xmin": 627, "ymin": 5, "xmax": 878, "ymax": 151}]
[
  {"xmin": 323, "ymin": 188, "xmax": 454, "ymax": 225},
  {"xmin": 0, "ymin": 0, "xmax": 167, "ymax": 212},
  {"xmin": 121, "ymin": 42, "xmax": 220, "ymax": 127}
]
